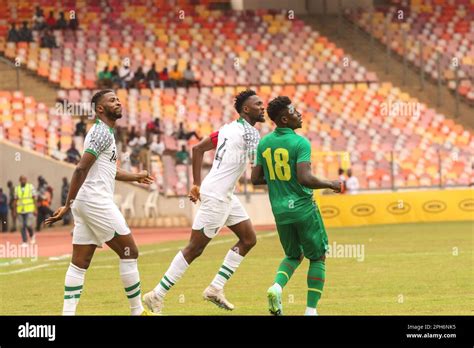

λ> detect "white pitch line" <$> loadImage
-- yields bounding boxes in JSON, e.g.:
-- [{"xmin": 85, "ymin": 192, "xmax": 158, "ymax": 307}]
[
  {"xmin": 0, "ymin": 263, "xmax": 52, "ymax": 275},
  {"xmin": 0, "ymin": 231, "xmax": 277, "ymax": 276}
]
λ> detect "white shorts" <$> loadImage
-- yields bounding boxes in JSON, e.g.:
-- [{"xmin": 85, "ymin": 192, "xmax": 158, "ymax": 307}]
[
  {"xmin": 71, "ymin": 199, "xmax": 131, "ymax": 247},
  {"xmin": 192, "ymin": 194, "xmax": 249, "ymax": 238}
]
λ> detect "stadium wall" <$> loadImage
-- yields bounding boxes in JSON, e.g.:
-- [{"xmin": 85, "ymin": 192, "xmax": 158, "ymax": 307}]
[{"xmin": 315, "ymin": 189, "xmax": 474, "ymax": 227}]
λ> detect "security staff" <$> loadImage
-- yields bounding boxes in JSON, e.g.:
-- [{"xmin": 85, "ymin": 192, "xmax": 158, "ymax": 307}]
[{"xmin": 13, "ymin": 176, "xmax": 37, "ymax": 245}]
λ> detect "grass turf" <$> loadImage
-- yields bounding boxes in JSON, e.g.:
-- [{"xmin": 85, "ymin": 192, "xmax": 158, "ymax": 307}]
[{"xmin": 0, "ymin": 221, "xmax": 472, "ymax": 315}]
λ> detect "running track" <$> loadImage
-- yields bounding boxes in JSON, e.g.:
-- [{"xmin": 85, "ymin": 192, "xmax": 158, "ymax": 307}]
[{"xmin": 0, "ymin": 225, "xmax": 276, "ymax": 257}]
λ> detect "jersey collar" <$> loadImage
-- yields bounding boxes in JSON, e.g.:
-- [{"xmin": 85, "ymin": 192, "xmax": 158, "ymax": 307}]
[
  {"xmin": 275, "ymin": 127, "xmax": 296, "ymax": 134},
  {"xmin": 95, "ymin": 118, "xmax": 114, "ymax": 134}
]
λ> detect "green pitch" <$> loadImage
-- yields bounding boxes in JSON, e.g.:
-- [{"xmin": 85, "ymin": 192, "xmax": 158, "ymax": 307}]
[{"xmin": 0, "ymin": 221, "xmax": 472, "ymax": 315}]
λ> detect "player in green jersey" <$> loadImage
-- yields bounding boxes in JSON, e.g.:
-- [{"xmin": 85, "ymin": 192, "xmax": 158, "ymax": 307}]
[{"xmin": 251, "ymin": 96, "xmax": 343, "ymax": 316}]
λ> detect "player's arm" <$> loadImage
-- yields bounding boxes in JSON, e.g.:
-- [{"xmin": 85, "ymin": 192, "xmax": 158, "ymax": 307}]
[
  {"xmin": 115, "ymin": 168, "xmax": 154, "ymax": 184},
  {"xmin": 189, "ymin": 133, "xmax": 217, "ymax": 203},
  {"xmin": 295, "ymin": 138, "xmax": 342, "ymax": 192},
  {"xmin": 45, "ymin": 152, "xmax": 97, "ymax": 225},
  {"xmin": 251, "ymin": 164, "xmax": 266, "ymax": 185},
  {"xmin": 297, "ymin": 162, "xmax": 342, "ymax": 192}
]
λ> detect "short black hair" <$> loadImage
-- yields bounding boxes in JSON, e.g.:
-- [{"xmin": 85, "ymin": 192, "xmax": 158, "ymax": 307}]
[
  {"xmin": 234, "ymin": 89, "xmax": 256, "ymax": 114},
  {"xmin": 267, "ymin": 96, "xmax": 291, "ymax": 122},
  {"xmin": 91, "ymin": 89, "xmax": 114, "ymax": 112}
]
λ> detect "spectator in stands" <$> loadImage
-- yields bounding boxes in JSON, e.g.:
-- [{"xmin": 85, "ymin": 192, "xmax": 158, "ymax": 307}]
[
  {"xmin": 32, "ymin": 7, "xmax": 46, "ymax": 31},
  {"xmin": 110, "ymin": 66, "xmax": 120, "ymax": 87},
  {"xmin": 0, "ymin": 188, "xmax": 8, "ymax": 232},
  {"xmin": 51, "ymin": 141, "xmax": 67, "ymax": 162},
  {"xmin": 183, "ymin": 63, "xmax": 199, "ymax": 88},
  {"xmin": 7, "ymin": 23, "xmax": 20, "ymax": 43},
  {"xmin": 146, "ymin": 117, "xmax": 162, "ymax": 142},
  {"xmin": 173, "ymin": 122, "xmax": 201, "ymax": 141},
  {"xmin": 36, "ymin": 176, "xmax": 53, "ymax": 231},
  {"xmin": 61, "ymin": 177, "xmax": 71, "ymax": 225},
  {"xmin": 175, "ymin": 145, "xmax": 189, "ymax": 165},
  {"xmin": 40, "ymin": 29, "xmax": 58, "ymax": 48},
  {"xmin": 120, "ymin": 143, "xmax": 132, "ymax": 172},
  {"xmin": 338, "ymin": 168, "xmax": 346, "ymax": 188},
  {"xmin": 7, "ymin": 181, "xmax": 16, "ymax": 232},
  {"xmin": 13, "ymin": 176, "xmax": 37, "ymax": 246},
  {"xmin": 146, "ymin": 63, "xmax": 159, "ymax": 89},
  {"xmin": 66, "ymin": 142, "xmax": 81, "ymax": 164},
  {"xmin": 118, "ymin": 64, "xmax": 134, "ymax": 89},
  {"xmin": 69, "ymin": 12, "xmax": 79, "ymax": 30},
  {"xmin": 150, "ymin": 134, "xmax": 165, "ymax": 157},
  {"xmin": 133, "ymin": 67, "xmax": 146, "ymax": 88},
  {"xmin": 18, "ymin": 21, "xmax": 33, "ymax": 42},
  {"xmin": 98, "ymin": 66, "xmax": 112, "ymax": 88},
  {"xmin": 128, "ymin": 130, "xmax": 147, "ymax": 148},
  {"xmin": 138, "ymin": 143, "xmax": 151, "ymax": 171},
  {"xmin": 56, "ymin": 11, "xmax": 68, "ymax": 30},
  {"xmin": 345, "ymin": 169, "xmax": 360, "ymax": 194},
  {"xmin": 169, "ymin": 64, "xmax": 183, "ymax": 88},
  {"xmin": 159, "ymin": 67, "xmax": 169, "ymax": 89},
  {"xmin": 45, "ymin": 11, "xmax": 56, "ymax": 29},
  {"xmin": 74, "ymin": 117, "xmax": 87, "ymax": 138},
  {"xmin": 128, "ymin": 126, "xmax": 138, "ymax": 143}
]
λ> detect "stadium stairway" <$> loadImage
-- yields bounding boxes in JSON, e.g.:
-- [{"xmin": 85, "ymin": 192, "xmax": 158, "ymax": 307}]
[
  {"xmin": 303, "ymin": 14, "xmax": 474, "ymax": 131},
  {"xmin": 0, "ymin": 57, "xmax": 58, "ymax": 106}
]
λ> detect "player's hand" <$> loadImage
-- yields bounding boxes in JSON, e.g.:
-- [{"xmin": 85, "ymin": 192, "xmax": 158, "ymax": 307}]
[
  {"xmin": 188, "ymin": 185, "xmax": 200, "ymax": 203},
  {"xmin": 44, "ymin": 206, "xmax": 69, "ymax": 226},
  {"xmin": 330, "ymin": 180, "xmax": 345, "ymax": 193},
  {"xmin": 137, "ymin": 170, "xmax": 154, "ymax": 185}
]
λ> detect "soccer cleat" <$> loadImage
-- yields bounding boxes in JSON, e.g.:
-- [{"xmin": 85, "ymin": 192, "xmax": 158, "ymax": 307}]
[
  {"xmin": 143, "ymin": 291, "xmax": 164, "ymax": 314},
  {"xmin": 140, "ymin": 308, "xmax": 160, "ymax": 316},
  {"xmin": 267, "ymin": 285, "xmax": 283, "ymax": 316},
  {"xmin": 203, "ymin": 285, "xmax": 234, "ymax": 311}
]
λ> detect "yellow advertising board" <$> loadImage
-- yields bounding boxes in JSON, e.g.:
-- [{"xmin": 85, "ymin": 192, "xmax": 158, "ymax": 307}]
[{"xmin": 315, "ymin": 189, "xmax": 474, "ymax": 228}]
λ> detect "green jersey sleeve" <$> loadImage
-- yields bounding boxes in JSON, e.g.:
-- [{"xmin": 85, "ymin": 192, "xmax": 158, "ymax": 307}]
[{"xmin": 296, "ymin": 137, "xmax": 312, "ymax": 163}]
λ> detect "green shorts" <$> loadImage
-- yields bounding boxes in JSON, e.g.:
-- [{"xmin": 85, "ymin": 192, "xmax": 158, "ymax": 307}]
[{"xmin": 275, "ymin": 208, "xmax": 328, "ymax": 261}]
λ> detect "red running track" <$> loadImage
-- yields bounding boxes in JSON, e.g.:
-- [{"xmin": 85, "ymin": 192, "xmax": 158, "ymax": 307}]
[{"xmin": 0, "ymin": 225, "xmax": 276, "ymax": 257}]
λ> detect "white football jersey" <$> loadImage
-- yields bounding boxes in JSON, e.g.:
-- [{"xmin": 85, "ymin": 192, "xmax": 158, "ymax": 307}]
[
  {"xmin": 75, "ymin": 119, "xmax": 118, "ymax": 203},
  {"xmin": 200, "ymin": 117, "xmax": 260, "ymax": 202}
]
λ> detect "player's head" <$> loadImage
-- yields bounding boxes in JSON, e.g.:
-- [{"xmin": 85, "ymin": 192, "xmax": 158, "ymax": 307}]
[
  {"xmin": 91, "ymin": 89, "xmax": 122, "ymax": 121},
  {"xmin": 234, "ymin": 89, "xmax": 265, "ymax": 124},
  {"xmin": 267, "ymin": 96, "xmax": 302, "ymax": 130}
]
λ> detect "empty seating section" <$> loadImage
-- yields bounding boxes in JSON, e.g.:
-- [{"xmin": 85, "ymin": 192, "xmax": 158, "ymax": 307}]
[
  {"xmin": 2, "ymin": 1, "xmax": 376, "ymax": 89},
  {"xmin": 347, "ymin": 0, "xmax": 474, "ymax": 103}
]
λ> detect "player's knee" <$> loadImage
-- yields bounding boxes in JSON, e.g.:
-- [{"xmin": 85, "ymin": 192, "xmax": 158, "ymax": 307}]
[
  {"xmin": 183, "ymin": 244, "xmax": 204, "ymax": 260},
  {"xmin": 72, "ymin": 258, "xmax": 91, "ymax": 270},
  {"xmin": 242, "ymin": 233, "xmax": 257, "ymax": 250},
  {"xmin": 126, "ymin": 247, "xmax": 139, "ymax": 259}
]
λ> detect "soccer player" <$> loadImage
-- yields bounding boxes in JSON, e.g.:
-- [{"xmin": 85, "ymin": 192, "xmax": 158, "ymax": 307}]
[
  {"xmin": 45, "ymin": 89, "xmax": 154, "ymax": 316},
  {"xmin": 143, "ymin": 89, "xmax": 265, "ymax": 313},
  {"xmin": 251, "ymin": 96, "xmax": 343, "ymax": 316}
]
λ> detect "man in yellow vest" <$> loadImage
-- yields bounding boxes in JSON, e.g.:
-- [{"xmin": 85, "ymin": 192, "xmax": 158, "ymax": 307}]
[{"xmin": 13, "ymin": 175, "xmax": 37, "ymax": 246}]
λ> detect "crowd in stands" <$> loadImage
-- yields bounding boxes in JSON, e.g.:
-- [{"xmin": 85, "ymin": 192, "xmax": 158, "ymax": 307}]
[
  {"xmin": 98, "ymin": 63, "xmax": 200, "ymax": 90},
  {"xmin": 6, "ymin": 5, "xmax": 79, "ymax": 48}
]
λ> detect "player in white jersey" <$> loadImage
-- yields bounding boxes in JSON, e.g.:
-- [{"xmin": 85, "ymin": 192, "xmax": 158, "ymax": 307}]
[
  {"xmin": 144, "ymin": 90, "xmax": 265, "ymax": 313},
  {"xmin": 45, "ymin": 90, "xmax": 154, "ymax": 315}
]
